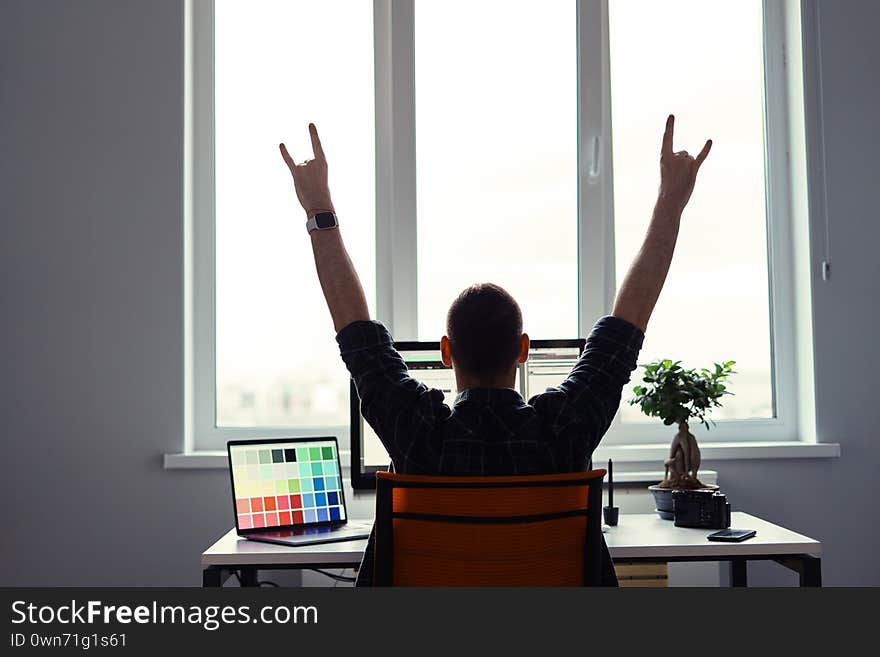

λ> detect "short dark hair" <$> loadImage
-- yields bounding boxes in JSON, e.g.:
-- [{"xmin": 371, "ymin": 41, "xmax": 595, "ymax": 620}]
[{"xmin": 446, "ymin": 283, "xmax": 523, "ymax": 377}]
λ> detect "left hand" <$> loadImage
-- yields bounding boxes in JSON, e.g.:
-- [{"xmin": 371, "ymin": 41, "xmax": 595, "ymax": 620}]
[{"xmin": 279, "ymin": 123, "xmax": 335, "ymax": 217}]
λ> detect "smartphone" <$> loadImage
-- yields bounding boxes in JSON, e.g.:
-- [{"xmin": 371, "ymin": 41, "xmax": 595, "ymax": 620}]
[{"xmin": 707, "ymin": 528, "xmax": 756, "ymax": 542}]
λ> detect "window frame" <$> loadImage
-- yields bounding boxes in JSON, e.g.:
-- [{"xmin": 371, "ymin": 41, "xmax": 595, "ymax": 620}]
[{"xmin": 186, "ymin": 0, "xmax": 809, "ymax": 451}]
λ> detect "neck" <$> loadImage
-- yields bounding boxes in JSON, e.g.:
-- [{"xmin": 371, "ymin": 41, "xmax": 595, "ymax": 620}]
[{"xmin": 454, "ymin": 367, "xmax": 517, "ymax": 392}]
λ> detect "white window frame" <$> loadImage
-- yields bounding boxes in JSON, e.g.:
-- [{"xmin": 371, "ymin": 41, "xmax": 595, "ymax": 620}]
[{"xmin": 185, "ymin": 0, "xmax": 815, "ymax": 452}]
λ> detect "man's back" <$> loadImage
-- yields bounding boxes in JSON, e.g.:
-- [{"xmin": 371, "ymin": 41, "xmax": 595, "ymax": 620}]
[
  {"xmin": 432, "ymin": 388, "xmax": 556, "ymax": 475},
  {"xmin": 337, "ymin": 315, "xmax": 644, "ymax": 585},
  {"xmin": 340, "ymin": 316, "xmax": 642, "ymax": 476}
]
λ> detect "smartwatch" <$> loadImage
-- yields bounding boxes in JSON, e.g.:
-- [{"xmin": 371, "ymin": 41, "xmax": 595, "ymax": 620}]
[{"xmin": 306, "ymin": 211, "xmax": 338, "ymax": 234}]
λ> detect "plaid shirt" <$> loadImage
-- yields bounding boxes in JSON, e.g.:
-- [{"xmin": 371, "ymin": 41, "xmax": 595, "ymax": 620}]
[{"xmin": 337, "ymin": 315, "xmax": 644, "ymax": 585}]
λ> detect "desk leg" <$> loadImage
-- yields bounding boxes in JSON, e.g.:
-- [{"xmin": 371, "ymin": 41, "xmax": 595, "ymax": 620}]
[
  {"xmin": 800, "ymin": 556, "xmax": 821, "ymax": 587},
  {"xmin": 775, "ymin": 555, "xmax": 822, "ymax": 587},
  {"xmin": 203, "ymin": 567, "xmax": 230, "ymax": 587},
  {"xmin": 202, "ymin": 566, "xmax": 259, "ymax": 587},
  {"xmin": 239, "ymin": 567, "xmax": 259, "ymax": 587},
  {"xmin": 730, "ymin": 559, "xmax": 748, "ymax": 587}
]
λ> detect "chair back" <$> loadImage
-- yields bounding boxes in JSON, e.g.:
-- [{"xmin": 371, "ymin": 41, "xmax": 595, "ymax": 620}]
[{"xmin": 373, "ymin": 469, "xmax": 606, "ymax": 586}]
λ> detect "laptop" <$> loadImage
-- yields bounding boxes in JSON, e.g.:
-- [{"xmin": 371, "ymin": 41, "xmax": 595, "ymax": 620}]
[{"xmin": 227, "ymin": 437, "xmax": 372, "ymax": 547}]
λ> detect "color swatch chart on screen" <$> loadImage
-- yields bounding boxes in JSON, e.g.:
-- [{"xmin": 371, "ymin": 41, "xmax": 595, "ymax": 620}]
[{"xmin": 230, "ymin": 441, "xmax": 346, "ymax": 530}]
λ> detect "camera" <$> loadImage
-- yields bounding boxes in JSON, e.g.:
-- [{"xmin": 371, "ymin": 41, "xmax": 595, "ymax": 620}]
[{"xmin": 672, "ymin": 489, "xmax": 731, "ymax": 529}]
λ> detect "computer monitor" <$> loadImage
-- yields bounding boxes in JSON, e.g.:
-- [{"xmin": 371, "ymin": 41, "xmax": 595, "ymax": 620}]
[{"xmin": 349, "ymin": 339, "xmax": 586, "ymax": 489}]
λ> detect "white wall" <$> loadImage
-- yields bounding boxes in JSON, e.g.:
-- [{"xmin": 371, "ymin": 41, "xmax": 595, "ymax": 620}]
[{"xmin": 2, "ymin": 0, "xmax": 878, "ymax": 586}]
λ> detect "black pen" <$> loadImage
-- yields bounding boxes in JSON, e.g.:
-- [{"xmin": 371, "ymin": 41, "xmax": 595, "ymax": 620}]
[
  {"xmin": 608, "ymin": 458, "xmax": 614, "ymax": 508},
  {"xmin": 603, "ymin": 458, "xmax": 619, "ymax": 526}
]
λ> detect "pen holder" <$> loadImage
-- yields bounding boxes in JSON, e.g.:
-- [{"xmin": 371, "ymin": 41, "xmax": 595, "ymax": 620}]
[{"xmin": 603, "ymin": 505, "xmax": 619, "ymax": 526}]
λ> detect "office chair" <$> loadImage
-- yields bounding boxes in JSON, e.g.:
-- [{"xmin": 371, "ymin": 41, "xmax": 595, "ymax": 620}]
[{"xmin": 373, "ymin": 469, "xmax": 607, "ymax": 586}]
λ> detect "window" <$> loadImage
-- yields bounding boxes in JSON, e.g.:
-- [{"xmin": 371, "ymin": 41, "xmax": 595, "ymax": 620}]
[
  {"xmin": 414, "ymin": 0, "xmax": 578, "ymax": 340},
  {"xmin": 188, "ymin": 0, "xmax": 808, "ymax": 451},
  {"xmin": 210, "ymin": 0, "xmax": 375, "ymax": 437},
  {"xmin": 608, "ymin": 0, "xmax": 773, "ymax": 423}
]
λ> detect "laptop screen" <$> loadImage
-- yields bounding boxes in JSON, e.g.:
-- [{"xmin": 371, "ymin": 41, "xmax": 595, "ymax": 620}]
[{"xmin": 228, "ymin": 437, "xmax": 347, "ymax": 532}]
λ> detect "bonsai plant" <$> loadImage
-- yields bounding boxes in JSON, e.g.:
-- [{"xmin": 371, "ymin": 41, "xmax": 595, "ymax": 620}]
[{"xmin": 630, "ymin": 359, "xmax": 735, "ymax": 490}]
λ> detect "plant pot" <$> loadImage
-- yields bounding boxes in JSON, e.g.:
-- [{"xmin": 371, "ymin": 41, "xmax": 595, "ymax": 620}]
[{"xmin": 649, "ymin": 484, "xmax": 719, "ymax": 520}]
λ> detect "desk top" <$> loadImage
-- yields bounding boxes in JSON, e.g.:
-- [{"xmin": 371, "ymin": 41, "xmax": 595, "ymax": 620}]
[
  {"xmin": 201, "ymin": 512, "xmax": 820, "ymax": 567},
  {"xmin": 202, "ymin": 528, "xmax": 369, "ymax": 567},
  {"xmin": 604, "ymin": 512, "xmax": 820, "ymax": 559}
]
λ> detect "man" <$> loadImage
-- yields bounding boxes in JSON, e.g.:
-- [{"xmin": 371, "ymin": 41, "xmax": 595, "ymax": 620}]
[{"xmin": 279, "ymin": 116, "xmax": 711, "ymax": 585}]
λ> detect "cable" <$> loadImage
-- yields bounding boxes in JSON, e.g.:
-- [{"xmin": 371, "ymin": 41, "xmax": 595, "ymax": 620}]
[
  {"xmin": 236, "ymin": 567, "xmax": 354, "ymax": 586},
  {"xmin": 312, "ymin": 568, "xmax": 355, "ymax": 582},
  {"xmin": 309, "ymin": 568, "xmax": 356, "ymax": 583}
]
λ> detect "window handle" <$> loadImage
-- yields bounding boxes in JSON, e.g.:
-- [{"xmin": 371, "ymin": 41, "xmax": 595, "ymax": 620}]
[{"xmin": 589, "ymin": 135, "xmax": 601, "ymax": 178}]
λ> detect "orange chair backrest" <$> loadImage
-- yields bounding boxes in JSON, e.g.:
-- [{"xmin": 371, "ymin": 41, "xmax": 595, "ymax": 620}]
[{"xmin": 373, "ymin": 470, "xmax": 606, "ymax": 586}]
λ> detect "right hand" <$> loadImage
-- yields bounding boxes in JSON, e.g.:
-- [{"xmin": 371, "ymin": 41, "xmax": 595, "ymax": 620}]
[
  {"xmin": 279, "ymin": 123, "xmax": 335, "ymax": 217},
  {"xmin": 658, "ymin": 114, "xmax": 712, "ymax": 213}
]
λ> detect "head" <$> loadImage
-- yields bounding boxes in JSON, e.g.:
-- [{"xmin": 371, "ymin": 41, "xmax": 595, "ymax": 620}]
[{"xmin": 440, "ymin": 283, "xmax": 530, "ymax": 390}]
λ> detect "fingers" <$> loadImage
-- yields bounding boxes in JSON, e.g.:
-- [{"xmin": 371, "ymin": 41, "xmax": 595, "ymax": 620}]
[
  {"xmin": 279, "ymin": 143, "xmax": 295, "ymax": 172},
  {"xmin": 662, "ymin": 114, "xmax": 674, "ymax": 157},
  {"xmin": 280, "ymin": 124, "xmax": 326, "ymax": 170},
  {"xmin": 309, "ymin": 122, "xmax": 326, "ymax": 161},
  {"xmin": 695, "ymin": 139, "xmax": 713, "ymax": 167}
]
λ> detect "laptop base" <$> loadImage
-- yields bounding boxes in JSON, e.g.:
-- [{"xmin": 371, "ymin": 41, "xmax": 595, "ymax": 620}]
[{"xmin": 243, "ymin": 520, "xmax": 372, "ymax": 547}]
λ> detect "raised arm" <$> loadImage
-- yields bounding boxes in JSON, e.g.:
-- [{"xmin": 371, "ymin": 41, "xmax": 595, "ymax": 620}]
[
  {"xmin": 611, "ymin": 115, "xmax": 712, "ymax": 332},
  {"xmin": 279, "ymin": 123, "xmax": 369, "ymax": 331}
]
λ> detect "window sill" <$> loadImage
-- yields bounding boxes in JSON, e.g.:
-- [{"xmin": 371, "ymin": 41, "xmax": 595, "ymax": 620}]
[
  {"xmin": 593, "ymin": 441, "xmax": 840, "ymax": 463},
  {"xmin": 163, "ymin": 442, "xmax": 839, "ymax": 470}
]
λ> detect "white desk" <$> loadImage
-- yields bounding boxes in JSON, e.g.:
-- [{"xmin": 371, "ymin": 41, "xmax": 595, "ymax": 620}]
[
  {"xmin": 202, "ymin": 512, "xmax": 821, "ymax": 587},
  {"xmin": 603, "ymin": 512, "xmax": 821, "ymax": 586}
]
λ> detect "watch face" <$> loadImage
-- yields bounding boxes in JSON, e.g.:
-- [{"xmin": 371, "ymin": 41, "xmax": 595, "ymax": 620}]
[{"xmin": 314, "ymin": 212, "xmax": 337, "ymax": 229}]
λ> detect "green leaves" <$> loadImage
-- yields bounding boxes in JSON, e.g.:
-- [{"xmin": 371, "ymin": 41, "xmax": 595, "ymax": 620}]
[{"xmin": 629, "ymin": 359, "xmax": 736, "ymax": 430}]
